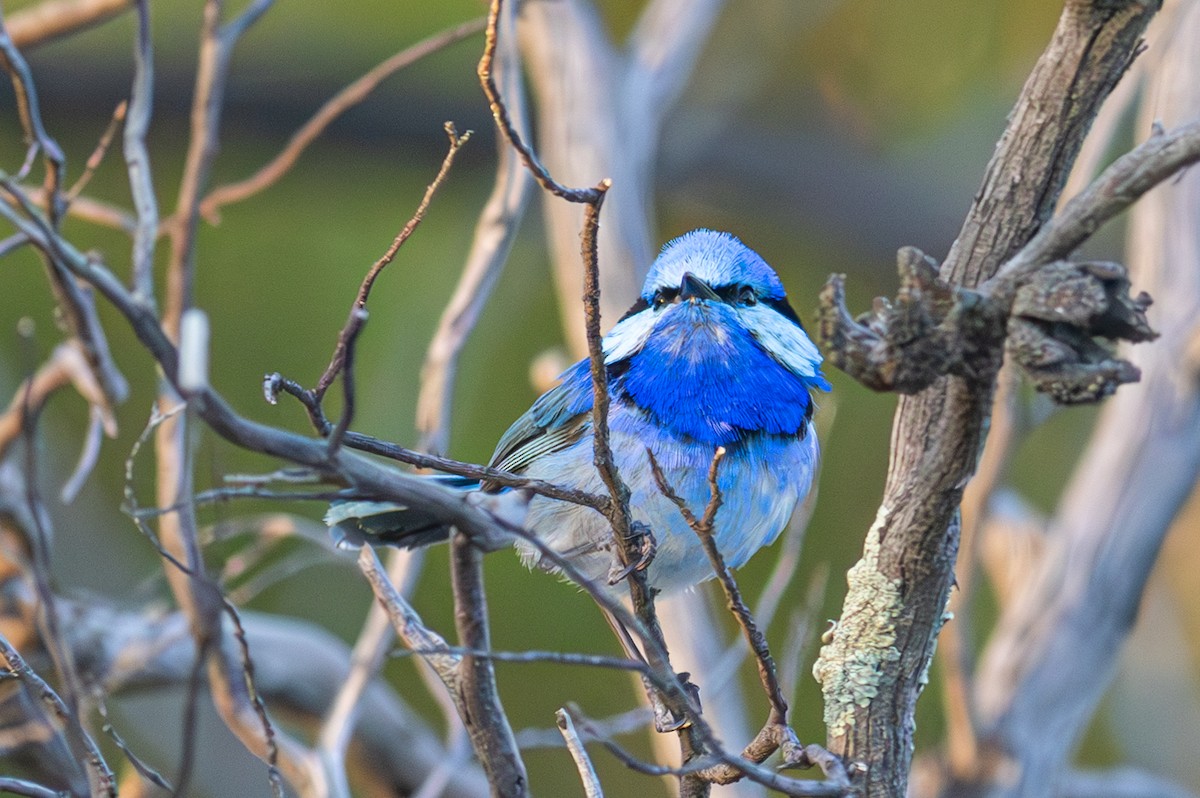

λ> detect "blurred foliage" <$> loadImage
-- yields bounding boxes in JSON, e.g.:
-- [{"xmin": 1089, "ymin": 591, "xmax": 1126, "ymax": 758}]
[{"xmin": 0, "ymin": 0, "xmax": 1190, "ymax": 796}]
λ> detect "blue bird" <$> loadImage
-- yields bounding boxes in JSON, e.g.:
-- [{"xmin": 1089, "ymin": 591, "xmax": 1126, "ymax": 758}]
[{"xmin": 327, "ymin": 229, "xmax": 830, "ymax": 596}]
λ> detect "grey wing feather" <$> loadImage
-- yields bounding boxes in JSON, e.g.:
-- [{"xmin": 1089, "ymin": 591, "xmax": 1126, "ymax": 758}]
[{"xmin": 488, "ymin": 377, "xmax": 591, "ymax": 477}]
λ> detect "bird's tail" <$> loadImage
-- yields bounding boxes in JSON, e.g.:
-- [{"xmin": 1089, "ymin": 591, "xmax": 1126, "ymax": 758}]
[{"xmin": 325, "ymin": 474, "xmax": 479, "ymax": 549}]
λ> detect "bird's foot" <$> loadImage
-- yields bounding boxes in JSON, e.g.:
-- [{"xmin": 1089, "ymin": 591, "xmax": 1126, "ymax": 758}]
[
  {"xmin": 651, "ymin": 690, "xmax": 690, "ymax": 733},
  {"xmin": 606, "ymin": 522, "xmax": 657, "ymax": 585},
  {"xmin": 646, "ymin": 672, "xmax": 701, "ymax": 733}
]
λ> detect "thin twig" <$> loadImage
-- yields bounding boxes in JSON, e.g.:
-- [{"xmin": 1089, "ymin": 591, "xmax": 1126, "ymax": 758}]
[
  {"xmin": 515, "ymin": 707, "xmax": 652, "ymax": 750},
  {"xmin": 67, "ymin": 100, "xmax": 126, "ymax": 202},
  {"xmin": 0, "ymin": 776, "xmax": 68, "ymax": 798},
  {"xmin": 448, "ymin": 532, "xmax": 529, "ymax": 796},
  {"xmin": 6, "ymin": 0, "xmax": 132, "ymax": 50},
  {"xmin": 479, "ymin": 13, "xmax": 674, "ymax": 753},
  {"xmin": 0, "ymin": 14, "xmax": 129, "ymax": 408},
  {"xmin": 0, "ymin": 634, "xmax": 115, "ymax": 796},
  {"xmin": 473, "ymin": 507, "xmax": 849, "ymax": 796},
  {"xmin": 649, "ymin": 447, "xmax": 789, "ymax": 725},
  {"xmin": 94, "ymin": 690, "xmax": 174, "ymax": 792},
  {"xmin": 263, "ymin": 373, "xmax": 609, "ymax": 508},
  {"xmin": 392, "ymin": 645, "xmax": 648, "ymax": 674},
  {"xmin": 16, "ymin": 373, "xmax": 109, "ymax": 794},
  {"xmin": 313, "ymin": 123, "xmax": 472, "ymax": 404},
  {"xmin": 565, "ymin": 708, "xmax": 708, "ymax": 778},
  {"xmin": 357, "ymin": 546, "xmax": 460, "ymax": 682},
  {"xmin": 315, "ymin": 549, "xmax": 417, "ymax": 793},
  {"xmin": 326, "ymin": 307, "xmax": 367, "ymax": 458},
  {"xmin": 173, "ymin": 635, "xmax": 208, "ymax": 798},
  {"xmin": 222, "ymin": 599, "xmax": 283, "ymax": 797},
  {"xmin": 59, "ymin": 404, "xmax": 105, "ymax": 502},
  {"xmin": 200, "ymin": 19, "xmax": 486, "ymax": 222},
  {"xmin": 648, "ymin": 447, "xmax": 826, "ymax": 789},
  {"xmin": 338, "ymin": 430, "xmax": 609, "ymax": 511},
  {"xmin": 0, "ymin": 342, "xmax": 110, "ymax": 462},
  {"xmin": 166, "ymin": 0, "xmax": 276, "ymax": 335},
  {"xmin": 557, "ymin": 708, "xmax": 605, "ymax": 798},
  {"xmin": 0, "ymin": 10, "xmax": 64, "ymax": 208},
  {"xmin": 124, "ymin": 0, "xmax": 157, "ymax": 304},
  {"xmin": 416, "ymin": 0, "xmax": 531, "ymax": 454},
  {"xmin": 478, "ymin": 0, "xmax": 603, "ymax": 205},
  {"xmin": 12, "ymin": 186, "xmax": 137, "ymax": 233},
  {"xmin": 0, "ymin": 183, "xmax": 129, "ymax": 412}
]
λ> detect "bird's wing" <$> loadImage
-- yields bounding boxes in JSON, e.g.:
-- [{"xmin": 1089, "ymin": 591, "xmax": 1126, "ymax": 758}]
[{"xmin": 489, "ymin": 359, "xmax": 594, "ymax": 475}]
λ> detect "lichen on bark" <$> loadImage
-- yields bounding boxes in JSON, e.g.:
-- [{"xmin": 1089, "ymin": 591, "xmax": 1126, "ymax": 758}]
[{"xmin": 812, "ymin": 505, "xmax": 904, "ymax": 735}]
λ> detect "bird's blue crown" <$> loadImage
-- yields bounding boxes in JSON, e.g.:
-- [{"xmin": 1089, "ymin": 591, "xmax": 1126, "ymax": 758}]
[{"xmin": 642, "ymin": 229, "xmax": 787, "ymax": 302}]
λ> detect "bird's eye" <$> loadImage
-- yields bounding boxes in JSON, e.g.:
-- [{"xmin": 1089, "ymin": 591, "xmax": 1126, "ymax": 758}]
[
  {"xmin": 652, "ymin": 289, "xmax": 674, "ymax": 309},
  {"xmin": 737, "ymin": 286, "xmax": 758, "ymax": 306}
]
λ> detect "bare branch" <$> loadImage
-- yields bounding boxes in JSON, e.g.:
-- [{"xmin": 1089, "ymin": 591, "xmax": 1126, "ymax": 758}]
[
  {"xmin": 449, "ymin": 533, "xmax": 529, "ymax": 797},
  {"xmin": 357, "ymin": 547, "xmax": 459, "ymax": 683},
  {"xmin": 0, "ymin": 179, "xmax": 130, "ymax": 408},
  {"xmin": 393, "ymin": 645, "xmax": 647, "ymax": 674},
  {"xmin": 516, "ymin": 707, "xmax": 652, "ymax": 750},
  {"xmin": 565, "ymin": 707, "xmax": 850, "ymax": 797},
  {"xmin": 650, "ymin": 449, "xmax": 786, "ymax": 722},
  {"xmin": 5, "ymin": 0, "xmax": 131, "ymax": 50},
  {"xmin": 0, "ymin": 11, "xmax": 65, "ymax": 199},
  {"xmin": 417, "ymin": 1, "xmax": 532, "ymax": 454},
  {"xmin": 965, "ymin": 9, "xmax": 1200, "ymax": 793},
  {"xmin": 59, "ymin": 405, "xmax": 105, "ymax": 502},
  {"xmin": 479, "ymin": 0, "xmax": 604, "ymax": 205},
  {"xmin": 0, "ymin": 776, "xmax": 69, "ymax": 798},
  {"xmin": 124, "ymin": 0, "xmax": 157, "ymax": 303},
  {"xmin": 332, "ymin": 431, "xmax": 609, "ymax": 511},
  {"xmin": 200, "ymin": 18, "xmax": 486, "ymax": 222},
  {"xmin": 0, "ymin": 342, "xmax": 112, "ymax": 463},
  {"xmin": 66, "ymin": 101, "xmax": 126, "ymax": 202},
  {"xmin": 557, "ymin": 708, "xmax": 605, "ymax": 798},
  {"xmin": 15, "ymin": 187, "xmax": 136, "ymax": 233},
  {"xmin": 0, "ymin": 16, "xmax": 130, "ymax": 413},
  {"xmin": 315, "ymin": 549, "xmax": 417, "ymax": 796},
  {"xmin": 984, "ymin": 117, "xmax": 1200, "ymax": 298},
  {"xmin": 165, "ymin": 0, "xmax": 276, "ymax": 334},
  {"xmin": 626, "ymin": 0, "xmax": 725, "ymax": 116},
  {"xmin": 813, "ymin": 2, "xmax": 1164, "ymax": 794},
  {"xmin": 0, "ymin": 634, "xmax": 115, "ymax": 796},
  {"xmin": 313, "ymin": 124, "xmax": 472, "ymax": 407},
  {"xmin": 93, "ymin": 692, "xmax": 173, "ymax": 793},
  {"xmin": 649, "ymin": 448, "xmax": 844, "ymax": 790}
]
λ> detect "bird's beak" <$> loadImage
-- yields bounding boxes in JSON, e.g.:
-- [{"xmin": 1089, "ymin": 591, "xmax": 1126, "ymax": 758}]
[{"xmin": 679, "ymin": 272, "xmax": 719, "ymax": 302}]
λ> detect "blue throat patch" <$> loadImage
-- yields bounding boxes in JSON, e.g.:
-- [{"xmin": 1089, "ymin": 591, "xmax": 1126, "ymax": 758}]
[{"xmin": 553, "ymin": 303, "xmax": 815, "ymax": 445}]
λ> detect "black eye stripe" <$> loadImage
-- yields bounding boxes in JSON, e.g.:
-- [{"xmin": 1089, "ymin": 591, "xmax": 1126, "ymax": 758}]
[
  {"xmin": 618, "ymin": 296, "xmax": 650, "ymax": 321},
  {"xmin": 654, "ymin": 288, "xmax": 680, "ymax": 306},
  {"xmin": 628, "ymin": 284, "xmax": 803, "ymax": 328},
  {"xmin": 764, "ymin": 296, "xmax": 807, "ymax": 329}
]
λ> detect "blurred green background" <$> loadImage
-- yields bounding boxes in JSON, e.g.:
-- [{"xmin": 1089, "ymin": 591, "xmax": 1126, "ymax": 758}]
[{"xmin": 2, "ymin": 0, "xmax": 1192, "ymax": 796}]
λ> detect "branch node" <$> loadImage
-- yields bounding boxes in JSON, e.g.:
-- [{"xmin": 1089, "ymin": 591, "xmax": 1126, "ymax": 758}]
[
  {"xmin": 1007, "ymin": 259, "xmax": 1156, "ymax": 403},
  {"xmin": 818, "ymin": 248, "xmax": 1006, "ymax": 393}
]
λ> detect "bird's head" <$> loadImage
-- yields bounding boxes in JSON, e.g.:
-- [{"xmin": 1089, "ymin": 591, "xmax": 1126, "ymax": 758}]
[{"xmin": 603, "ymin": 229, "xmax": 830, "ymax": 394}]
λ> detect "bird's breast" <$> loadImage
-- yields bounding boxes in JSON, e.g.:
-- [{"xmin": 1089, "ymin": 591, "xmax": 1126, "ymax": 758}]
[{"xmin": 613, "ymin": 307, "xmax": 813, "ymax": 444}]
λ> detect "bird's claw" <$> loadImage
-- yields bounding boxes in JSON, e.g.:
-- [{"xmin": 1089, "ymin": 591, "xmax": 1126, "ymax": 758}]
[
  {"xmin": 651, "ymin": 692, "xmax": 690, "ymax": 733},
  {"xmin": 606, "ymin": 523, "xmax": 657, "ymax": 585}
]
